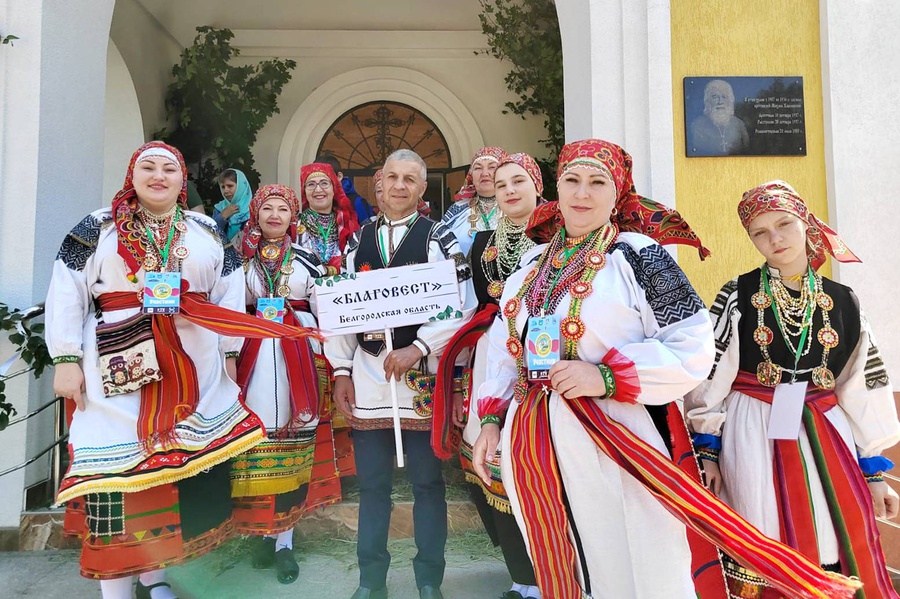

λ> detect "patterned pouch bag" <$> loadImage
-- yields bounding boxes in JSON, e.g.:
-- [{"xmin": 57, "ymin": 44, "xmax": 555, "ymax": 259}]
[
  {"xmin": 405, "ymin": 358, "xmax": 436, "ymax": 417},
  {"xmin": 96, "ymin": 312, "xmax": 161, "ymax": 396}
]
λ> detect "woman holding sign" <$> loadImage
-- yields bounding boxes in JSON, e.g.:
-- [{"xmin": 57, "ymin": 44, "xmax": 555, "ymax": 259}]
[
  {"xmin": 297, "ymin": 162, "xmax": 359, "ymax": 275},
  {"xmin": 471, "ymin": 141, "xmax": 863, "ymax": 599},
  {"xmin": 685, "ymin": 181, "xmax": 900, "ymax": 597},
  {"xmin": 46, "ymin": 142, "xmax": 315, "ymax": 599},
  {"xmin": 433, "ymin": 153, "xmax": 541, "ymax": 599},
  {"xmin": 231, "ymin": 184, "xmax": 341, "ymax": 584}
]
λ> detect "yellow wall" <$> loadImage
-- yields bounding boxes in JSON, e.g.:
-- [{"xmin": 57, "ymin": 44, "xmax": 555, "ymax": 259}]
[{"xmin": 670, "ymin": 0, "xmax": 828, "ymax": 304}]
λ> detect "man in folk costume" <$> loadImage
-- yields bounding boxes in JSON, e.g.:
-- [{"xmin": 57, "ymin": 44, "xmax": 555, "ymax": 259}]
[
  {"xmin": 327, "ymin": 149, "xmax": 476, "ymax": 599},
  {"xmin": 441, "ymin": 146, "xmax": 508, "ymax": 257}
]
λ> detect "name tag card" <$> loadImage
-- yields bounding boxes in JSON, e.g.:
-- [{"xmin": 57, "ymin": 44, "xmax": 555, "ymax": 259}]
[
  {"xmin": 143, "ymin": 272, "xmax": 181, "ymax": 314},
  {"xmin": 526, "ymin": 315, "xmax": 560, "ymax": 381},
  {"xmin": 767, "ymin": 381, "xmax": 807, "ymax": 440},
  {"xmin": 256, "ymin": 297, "xmax": 286, "ymax": 323}
]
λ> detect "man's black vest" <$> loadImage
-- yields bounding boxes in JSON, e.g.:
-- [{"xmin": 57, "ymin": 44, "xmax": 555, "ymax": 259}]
[{"xmin": 354, "ymin": 215, "xmax": 435, "ymax": 356}]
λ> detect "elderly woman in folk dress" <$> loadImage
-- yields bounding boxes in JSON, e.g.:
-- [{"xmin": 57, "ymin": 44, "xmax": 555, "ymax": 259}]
[
  {"xmin": 441, "ymin": 146, "xmax": 507, "ymax": 257},
  {"xmin": 47, "ymin": 142, "xmax": 312, "ymax": 599},
  {"xmin": 686, "ymin": 181, "xmax": 900, "ymax": 598},
  {"xmin": 433, "ymin": 153, "xmax": 543, "ymax": 599},
  {"xmin": 230, "ymin": 184, "xmax": 341, "ymax": 585},
  {"xmin": 470, "ymin": 141, "xmax": 864, "ymax": 599},
  {"xmin": 296, "ymin": 163, "xmax": 359, "ymax": 275}
]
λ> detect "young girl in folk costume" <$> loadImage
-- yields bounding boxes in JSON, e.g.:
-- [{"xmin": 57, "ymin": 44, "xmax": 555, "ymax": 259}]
[
  {"xmin": 433, "ymin": 153, "xmax": 542, "ymax": 599},
  {"xmin": 212, "ymin": 168, "xmax": 252, "ymax": 245},
  {"xmin": 231, "ymin": 184, "xmax": 343, "ymax": 584},
  {"xmin": 297, "ymin": 163, "xmax": 359, "ymax": 275},
  {"xmin": 441, "ymin": 146, "xmax": 508, "ymax": 256},
  {"xmin": 686, "ymin": 180, "xmax": 900, "ymax": 598},
  {"xmin": 470, "ymin": 140, "xmax": 862, "ymax": 599},
  {"xmin": 47, "ymin": 142, "xmax": 314, "ymax": 599}
]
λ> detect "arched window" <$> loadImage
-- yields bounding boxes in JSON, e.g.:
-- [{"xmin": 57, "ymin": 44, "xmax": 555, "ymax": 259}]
[{"xmin": 317, "ymin": 102, "xmax": 465, "ymax": 218}]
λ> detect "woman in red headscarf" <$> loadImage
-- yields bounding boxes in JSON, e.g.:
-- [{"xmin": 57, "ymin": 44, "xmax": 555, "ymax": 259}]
[
  {"xmin": 297, "ymin": 163, "xmax": 359, "ymax": 275},
  {"xmin": 433, "ymin": 153, "xmax": 542, "ymax": 599},
  {"xmin": 686, "ymin": 180, "xmax": 900, "ymax": 598},
  {"xmin": 231, "ymin": 184, "xmax": 343, "ymax": 584},
  {"xmin": 441, "ymin": 146, "xmax": 508, "ymax": 257},
  {"xmin": 46, "ymin": 142, "xmax": 315, "ymax": 599},
  {"xmin": 470, "ymin": 142, "xmax": 862, "ymax": 599}
]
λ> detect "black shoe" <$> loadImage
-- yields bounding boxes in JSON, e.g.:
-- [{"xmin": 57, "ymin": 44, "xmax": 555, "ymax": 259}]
[
  {"xmin": 500, "ymin": 592, "xmax": 525, "ymax": 599},
  {"xmin": 275, "ymin": 547, "xmax": 299, "ymax": 584},
  {"xmin": 135, "ymin": 581, "xmax": 177, "ymax": 599},
  {"xmin": 251, "ymin": 536, "xmax": 276, "ymax": 569},
  {"xmin": 349, "ymin": 587, "xmax": 388, "ymax": 599},
  {"xmin": 419, "ymin": 585, "xmax": 444, "ymax": 599}
]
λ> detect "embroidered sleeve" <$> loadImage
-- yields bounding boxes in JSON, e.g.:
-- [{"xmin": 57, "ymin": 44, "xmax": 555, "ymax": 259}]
[
  {"xmin": 55, "ymin": 213, "xmax": 106, "ymax": 272},
  {"xmin": 431, "ymin": 221, "xmax": 472, "ymax": 283},
  {"xmin": 618, "ymin": 243, "xmax": 705, "ymax": 328}
]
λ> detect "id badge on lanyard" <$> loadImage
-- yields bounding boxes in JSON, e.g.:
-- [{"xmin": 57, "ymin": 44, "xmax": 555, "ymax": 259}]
[
  {"xmin": 143, "ymin": 271, "xmax": 182, "ymax": 314},
  {"xmin": 257, "ymin": 297, "xmax": 286, "ymax": 324},
  {"xmin": 526, "ymin": 315, "xmax": 561, "ymax": 381}
]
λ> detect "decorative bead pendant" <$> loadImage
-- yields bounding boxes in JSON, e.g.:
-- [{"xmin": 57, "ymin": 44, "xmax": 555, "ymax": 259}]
[
  {"xmin": 280, "ymin": 264, "xmax": 295, "ymax": 275},
  {"xmin": 570, "ymin": 281, "xmax": 593, "ymax": 299},
  {"xmin": 487, "ymin": 280, "xmax": 504, "ymax": 298},
  {"xmin": 506, "ymin": 337, "xmax": 523, "ymax": 359},
  {"xmin": 812, "ymin": 366, "xmax": 836, "ymax": 390},
  {"xmin": 585, "ymin": 251, "xmax": 607, "ymax": 270},
  {"xmin": 504, "ymin": 298, "xmax": 521, "ymax": 319},
  {"xmin": 142, "ymin": 254, "xmax": 159, "ymax": 271},
  {"xmin": 551, "ymin": 249, "xmax": 568, "ymax": 269},
  {"xmin": 261, "ymin": 244, "xmax": 280, "ymax": 260},
  {"xmin": 483, "ymin": 246, "xmax": 499, "ymax": 262},
  {"xmin": 277, "ymin": 284, "xmax": 291, "ymax": 298},
  {"xmin": 561, "ymin": 316, "xmax": 586, "ymax": 341},
  {"xmin": 817, "ymin": 326, "xmax": 839, "ymax": 349},
  {"xmin": 753, "ymin": 325, "xmax": 774, "ymax": 346},
  {"xmin": 173, "ymin": 245, "xmax": 190, "ymax": 260},
  {"xmin": 816, "ymin": 293, "xmax": 834, "ymax": 311},
  {"xmin": 513, "ymin": 380, "xmax": 527, "ymax": 404},
  {"xmin": 756, "ymin": 362, "xmax": 782, "ymax": 387},
  {"xmin": 174, "ymin": 221, "xmax": 188, "ymax": 233},
  {"xmin": 751, "ymin": 292, "xmax": 771, "ymax": 310},
  {"xmin": 296, "ymin": 224, "xmax": 306, "ymax": 235}
]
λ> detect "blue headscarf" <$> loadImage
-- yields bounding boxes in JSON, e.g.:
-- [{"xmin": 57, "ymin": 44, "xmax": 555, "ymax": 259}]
[{"xmin": 214, "ymin": 168, "xmax": 252, "ymax": 240}]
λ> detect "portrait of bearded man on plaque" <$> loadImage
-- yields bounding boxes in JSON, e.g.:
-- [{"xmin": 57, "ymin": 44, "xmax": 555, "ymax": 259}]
[{"xmin": 689, "ymin": 79, "xmax": 750, "ymax": 156}]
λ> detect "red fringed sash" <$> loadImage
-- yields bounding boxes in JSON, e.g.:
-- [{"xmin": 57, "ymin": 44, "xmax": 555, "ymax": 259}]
[
  {"xmin": 98, "ymin": 286, "xmax": 322, "ymax": 450},
  {"xmin": 733, "ymin": 371, "xmax": 898, "ymax": 598},
  {"xmin": 431, "ymin": 303, "xmax": 499, "ymax": 460},
  {"xmin": 509, "ymin": 385, "xmax": 860, "ymax": 599},
  {"xmin": 237, "ymin": 300, "xmax": 320, "ymax": 435}
]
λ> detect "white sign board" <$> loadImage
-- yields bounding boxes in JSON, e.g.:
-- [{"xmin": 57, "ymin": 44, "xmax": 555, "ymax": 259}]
[{"xmin": 313, "ymin": 260, "xmax": 462, "ymax": 336}]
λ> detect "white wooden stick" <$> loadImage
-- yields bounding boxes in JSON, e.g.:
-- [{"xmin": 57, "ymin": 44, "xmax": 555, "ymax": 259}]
[{"xmin": 384, "ymin": 327, "xmax": 405, "ymax": 467}]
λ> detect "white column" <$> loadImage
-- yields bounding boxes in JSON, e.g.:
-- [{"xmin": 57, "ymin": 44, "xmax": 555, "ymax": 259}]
[
  {"xmin": 555, "ymin": 0, "xmax": 676, "ymax": 207},
  {"xmin": 820, "ymin": 0, "xmax": 900, "ymax": 376},
  {"xmin": 0, "ymin": 0, "xmax": 114, "ymax": 529}
]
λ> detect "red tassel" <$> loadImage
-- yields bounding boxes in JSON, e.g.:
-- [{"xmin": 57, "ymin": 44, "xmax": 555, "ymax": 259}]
[{"xmin": 601, "ymin": 347, "xmax": 641, "ymax": 404}]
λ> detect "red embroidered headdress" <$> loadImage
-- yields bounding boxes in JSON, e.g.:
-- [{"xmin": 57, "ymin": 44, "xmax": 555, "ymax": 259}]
[
  {"xmin": 497, "ymin": 152, "xmax": 544, "ymax": 197},
  {"xmin": 241, "ymin": 184, "xmax": 301, "ymax": 259},
  {"xmin": 527, "ymin": 139, "xmax": 710, "ymax": 258},
  {"xmin": 112, "ymin": 141, "xmax": 188, "ymax": 282},
  {"xmin": 454, "ymin": 146, "xmax": 509, "ymax": 201},
  {"xmin": 299, "ymin": 162, "xmax": 359, "ymax": 252},
  {"xmin": 738, "ymin": 180, "xmax": 859, "ymax": 270}
]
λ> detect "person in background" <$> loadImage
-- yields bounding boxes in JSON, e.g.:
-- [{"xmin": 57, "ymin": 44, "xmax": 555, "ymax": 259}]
[
  {"xmin": 441, "ymin": 146, "xmax": 507, "ymax": 257},
  {"xmin": 297, "ymin": 162, "xmax": 359, "ymax": 275},
  {"xmin": 213, "ymin": 168, "xmax": 252, "ymax": 245}
]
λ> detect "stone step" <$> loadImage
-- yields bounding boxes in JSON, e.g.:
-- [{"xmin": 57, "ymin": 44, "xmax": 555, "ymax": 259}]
[{"xmin": 15, "ymin": 499, "xmax": 482, "ymax": 551}]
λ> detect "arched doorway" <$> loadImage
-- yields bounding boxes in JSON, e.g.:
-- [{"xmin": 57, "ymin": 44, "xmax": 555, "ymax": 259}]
[{"xmin": 317, "ymin": 101, "xmax": 467, "ymax": 218}]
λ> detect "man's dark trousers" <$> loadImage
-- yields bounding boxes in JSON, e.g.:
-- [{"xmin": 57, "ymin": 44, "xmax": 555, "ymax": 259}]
[{"xmin": 353, "ymin": 427, "xmax": 447, "ymax": 590}]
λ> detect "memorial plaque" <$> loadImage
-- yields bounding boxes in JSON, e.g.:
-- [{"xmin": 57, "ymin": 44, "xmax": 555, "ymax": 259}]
[{"xmin": 684, "ymin": 76, "xmax": 806, "ymax": 157}]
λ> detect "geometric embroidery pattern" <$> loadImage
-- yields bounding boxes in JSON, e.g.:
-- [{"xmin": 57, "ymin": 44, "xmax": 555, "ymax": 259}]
[
  {"xmin": 57, "ymin": 214, "xmax": 110, "ymax": 271},
  {"xmin": 613, "ymin": 242, "xmax": 706, "ymax": 328},
  {"xmin": 708, "ymin": 278, "xmax": 739, "ymax": 379},
  {"xmin": 434, "ymin": 221, "xmax": 473, "ymax": 282},
  {"xmin": 85, "ymin": 492, "xmax": 125, "ymax": 537},
  {"xmin": 864, "ymin": 338, "xmax": 890, "ymax": 390}
]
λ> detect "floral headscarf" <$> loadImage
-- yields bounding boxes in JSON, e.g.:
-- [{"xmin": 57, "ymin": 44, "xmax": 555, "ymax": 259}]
[
  {"xmin": 497, "ymin": 152, "xmax": 544, "ymax": 197},
  {"xmin": 454, "ymin": 146, "xmax": 509, "ymax": 201},
  {"xmin": 240, "ymin": 184, "xmax": 301, "ymax": 260},
  {"xmin": 527, "ymin": 139, "xmax": 710, "ymax": 257},
  {"xmin": 738, "ymin": 180, "xmax": 859, "ymax": 271},
  {"xmin": 299, "ymin": 163, "xmax": 360, "ymax": 251},
  {"xmin": 112, "ymin": 141, "xmax": 188, "ymax": 282}
]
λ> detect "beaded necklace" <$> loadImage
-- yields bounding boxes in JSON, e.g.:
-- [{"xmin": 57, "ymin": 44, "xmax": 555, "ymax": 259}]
[
  {"xmin": 300, "ymin": 209, "xmax": 337, "ymax": 263},
  {"xmin": 503, "ymin": 223, "xmax": 619, "ymax": 402},
  {"xmin": 752, "ymin": 264, "xmax": 838, "ymax": 389},
  {"xmin": 137, "ymin": 204, "xmax": 189, "ymax": 272},
  {"xmin": 255, "ymin": 236, "xmax": 294, "ymax": 298},
  {"xmin": 468, "ymin": 196, "xmax": 498, "ymax": 236},
  {"xmin": 480, "ymin": 216, "xmax": 536, "ymax": 298}
]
